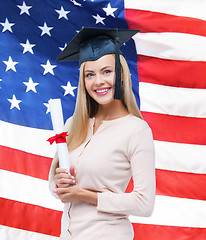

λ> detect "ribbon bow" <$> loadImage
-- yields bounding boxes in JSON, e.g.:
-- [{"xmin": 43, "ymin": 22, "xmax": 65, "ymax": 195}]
[{"xmin": 47, "ymin": 132, "xmax": 68, "ymax": 145}]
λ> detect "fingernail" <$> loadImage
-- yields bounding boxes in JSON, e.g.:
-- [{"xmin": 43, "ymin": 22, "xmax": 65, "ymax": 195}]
[
  {"xmin": 72, "ymin": 180, "xmax": 76, "ymax": 184},
  {"xmin": 71, "ymin": 176, "xmax": 75, "ymax": 179}
]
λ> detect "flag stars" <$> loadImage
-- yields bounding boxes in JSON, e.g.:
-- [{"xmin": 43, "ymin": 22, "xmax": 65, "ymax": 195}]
[
  {"xmin": 3, "ymin": 56, "xmax": 18, "ymax": 72},
  {"xmin": 43, "ymin": 103, "xmax": 50, "ymax": 114},
  {"xmin": 17, "ymin": 1, "xmax": 32, "ymax": 16},
  {"xmin": 8, "ymin": 95, "xmax": 22, "ymax": 110},
  {"xmin": 41, "ymin": 60, "xmax": 57, "ymax": 75},
  {"xmin": 23, "ymin": 77, "xmax": 39, "ymax": 93},
  {"xmin": 20, "ymin": 39, "xmax": 36, "ymax": 54},
  {"xmin": 56, "ymin": 6, "xmax": 70, "ymax": 20},
  {"xmin": 62, "ymin": 81, "xmax": 77, "ymax": 96},
  {"xmin": 92, "ymin": 14, "xmax": 105, "ymax": 25},
  {"xmin": 59, "ymin": 43, "xmax": 68, "ymax": 52},
  {"xmin": 70, "ymin": 0, "xmax": 82, "ymax": 7},
  {"xmin": 103, "ymin": 3, "xmax": 117, "ymax": 17},
  {"xmin": 38, "ymin": 22, "xmax": 53, "ymax": 36},
  {"xmin": 0, "ymin": 18, "xmax": 15, "ymax": 33}
]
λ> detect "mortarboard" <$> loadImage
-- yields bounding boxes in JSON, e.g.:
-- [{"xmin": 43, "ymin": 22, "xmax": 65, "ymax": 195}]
[{"xmin": 56, "ymin": 27, "xmax": 140, "ymax": 99}]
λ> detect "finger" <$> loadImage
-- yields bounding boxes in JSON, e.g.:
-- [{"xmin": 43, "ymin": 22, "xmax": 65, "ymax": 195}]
[
  {"xmin": 56, "ymin": 168, "xmax": 69, "ymax": 174},
  {"xmin": 55, "ymin": 178, "xmax": 76, "ymax": 186}
]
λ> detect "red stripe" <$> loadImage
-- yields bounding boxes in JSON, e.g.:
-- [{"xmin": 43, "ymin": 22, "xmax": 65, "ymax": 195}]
[
  {"xmin": 0, "ymin": 145, "xmax": 51, "ymax": 180},
  {"xmin": 126, "ymin": 169, "xmax": 206, "ymax": 201},
  {"xmin": 125, "ymin": 9, "xmax": 206, "ymax": 37},
  {"xmin": 156, "ymin": 170, "xmax": 206, "ymax": 200},
  {"xmin": 137, "ymin": 55, "xmax": 206, "ymax": 89},
  {"xmin": 132, "ymin": 223, "xmax": 206, "ymax": 240},
  {"xmin": 0, "ymin": 197, "xmax": 62, "ymax": 236},
  {"xmin": 142, "ymin": 112, "xmax": 206, "ymax": 145}
]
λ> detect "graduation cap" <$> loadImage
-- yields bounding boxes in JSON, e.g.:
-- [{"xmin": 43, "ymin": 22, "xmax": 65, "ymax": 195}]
[{"xmin": 56, "ymin": 27, "xmax": 140, "ymax": 99}]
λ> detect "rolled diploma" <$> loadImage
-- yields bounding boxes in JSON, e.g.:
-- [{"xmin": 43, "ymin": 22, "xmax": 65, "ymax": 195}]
[{"xmin": 49, "ymin": 99, "xmax": 70, "ymax": 171}]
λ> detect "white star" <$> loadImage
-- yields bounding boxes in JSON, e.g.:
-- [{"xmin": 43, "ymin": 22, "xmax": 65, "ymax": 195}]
[
  {"xmin": 0, "ymin": 18, "xmax": 15, "ymax": 33},
  {"xmin": 3, "ymin": 56, "xmax": 18, "ymax": 72},
  {"xmin": 38, "ymin": 22, "xmax": 53, "ymax": 36},
  {"xmin": 17, "ymin": 1, "xmax": 32, "ymax": 15},
  {"xmin": 56, "ymin": 6, "xmax": 70, "ymax": 20},
  {"xmin": 62, "ymin": 81, "xmax": 77, "ymax": 97},
  {"xmin": 103, "ymin": 3, "xmax": 117, "ymax": 17},
  {"xmin": 59, "ymin": 43, "xmax": 67, "ymax": 51},
  {"xmin": 0, "ymin": 79, "xmax": 2, "ymax": 89},
  {"xmin": 92, "ymin": 14, "xmax": 105, "ymax": 25},
  {"xmin": 8, "ymin": 95, "xmax": 22, "ymax": 110},
  {"xmin": 41, "ymin": 60, "xmax": 57, "ymax": 75},
  {"xmin": 20, "ymin": 39, "xmax": 36, "ymax": 54},
  {"xmin": 43, "ymin": 103, "xmax": 50, "ymax": 114},
  {"xmin": 23, "ymin": 77, "xmax": 39, "ymax": 93},
  {"xmin": 70, "ymin": 0, "xmax": 82, "ymax": 7}
]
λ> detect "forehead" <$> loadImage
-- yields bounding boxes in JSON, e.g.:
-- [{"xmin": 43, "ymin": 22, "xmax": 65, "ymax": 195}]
[{"xmin": 84, "ymin": 54, "xmax": 115, "ymax": 70}]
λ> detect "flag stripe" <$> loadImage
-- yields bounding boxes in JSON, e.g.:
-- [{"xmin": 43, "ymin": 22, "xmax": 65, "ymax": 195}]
[
  {"xmin": 137, "ymin": 55, "xmax": 206, "ymax": 89},
  {"xmin": 133, "ymin": 32, "xmax": 206, "ymax": 61},
  {"xmin": 0, "ymin": 225, "xmax": 59, "ymax": 240},
  {"xmin": 132, "ymin": 223, "xmax": 206, "ymax": 240},
  {"xmin": 125, "ymin": 0, "xmax": 206, "ymax": 21},
  {"xmin": 126, "ymin": 169, "xmax": 206, "ymax": 201},
  {"xmin": 156, "ymin": 169, "xmax": 206, "ymax": 200},
  {"xmin": 0, "ymin": 120, "xmax": 55, "ymax": 158},
  {"xmin": 125, "ymin": 9, "xmax": 206, "ymax": 36},
  {"xmin": 154, "ymin": 141, "xmax": 206, "ymax": 174},
  {"xmin": 139, "ymin": 82, "xmax": 206, "ymax": 118},
  {"xmin": 0, "ymin": 145, "xmax": 51, "ymax": 180},
  {"xmin": 142, "ymin": 112, "xmax": 206, "ymax": 145},
  {"xmin": 129, "ymin": 195, "xmax": 206, "ymax": 228},
  {"xmin": 0, "ymin": 169, "xmax": 63, "ymax": 211},
  {"xmin": 0, "ymin": 197, "xmax": 62, "ymax": 237}
]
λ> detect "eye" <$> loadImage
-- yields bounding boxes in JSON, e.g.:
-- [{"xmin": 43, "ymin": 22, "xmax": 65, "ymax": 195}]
[
  {"xmin": 104, "ymin": 70, "xmax": 111, "ymax": 74},
  {"xmin": 85, "ymin": 73, "xmax": 94, "ymax": 78}
]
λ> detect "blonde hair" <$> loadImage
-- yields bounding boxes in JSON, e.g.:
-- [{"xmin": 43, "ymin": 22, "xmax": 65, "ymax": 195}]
[{"xmin": 66, "ymin": 54, "xmax": 143, "ymax": 151}]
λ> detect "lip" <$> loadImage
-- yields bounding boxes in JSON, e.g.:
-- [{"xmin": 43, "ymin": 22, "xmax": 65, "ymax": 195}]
[{"xmin": 94, "ymin": 87, "xmax": 111, "ymax": 96}]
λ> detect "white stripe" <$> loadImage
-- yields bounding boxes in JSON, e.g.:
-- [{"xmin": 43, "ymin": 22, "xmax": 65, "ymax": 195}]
[
  {"xmin": 139, "ymin": 82, "xmax": 206, "ymax": 118},
  {"xmin": 125, "ymin": 0, "xmax": 206, "ymax": 21},
  {"xmin": 0, "ymin": 120, "xmax": 55, "ymax": 158},
  {"xmin": 154, "ymin": 140, "xmax": 206, "ymax": 174},
  {"xmin": 0, "ymin": 225, "xmax": 58, "ymax": 240},
  {"xmin": 133, "ymin": 32, "xmax": 206, "ymax": 61},
  {"xmin": 0, "ymin": 169, "xmax": 63, "ymax": 211},
  {"xmin": 129, "ymin": 195, "xmax": 206, "ymax": 228}
]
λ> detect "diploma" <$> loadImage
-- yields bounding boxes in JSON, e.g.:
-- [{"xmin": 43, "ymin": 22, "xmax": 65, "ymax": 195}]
[{"xmin": 48, "ymin": 99, "xmax": 70, "ymax": 171}]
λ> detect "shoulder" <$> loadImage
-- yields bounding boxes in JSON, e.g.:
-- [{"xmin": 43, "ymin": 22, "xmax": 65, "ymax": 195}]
[{"xmin": 125, "ymin": 114, "xmax": 151, "ymax": 134}]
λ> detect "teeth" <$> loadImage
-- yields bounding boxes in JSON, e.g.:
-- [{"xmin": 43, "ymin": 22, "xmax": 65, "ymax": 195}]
[{"xmin": 96, "ymin": 89, "xmax": 109, "ymax": 93}]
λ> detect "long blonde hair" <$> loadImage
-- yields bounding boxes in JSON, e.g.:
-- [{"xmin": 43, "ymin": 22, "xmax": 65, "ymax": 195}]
[{"xmin": 67, "ymin": 54, "xmax": 143, "ymax": 151}]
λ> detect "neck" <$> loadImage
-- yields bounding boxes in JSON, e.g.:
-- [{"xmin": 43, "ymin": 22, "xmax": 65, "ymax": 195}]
[{"xmin": 95, "ymin": 100, "xmax": 128, "ymax": 121}]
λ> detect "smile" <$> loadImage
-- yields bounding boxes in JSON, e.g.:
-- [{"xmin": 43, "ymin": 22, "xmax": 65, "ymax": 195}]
[{"xmin": 94, "ymin": 88, "xmax": 111, "ymax": 96}]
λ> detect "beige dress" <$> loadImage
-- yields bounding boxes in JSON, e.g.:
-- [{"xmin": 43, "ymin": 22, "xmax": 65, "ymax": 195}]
[{"xmin": 49, "ymin": 114, "xmax": 155, "ymax": 240}]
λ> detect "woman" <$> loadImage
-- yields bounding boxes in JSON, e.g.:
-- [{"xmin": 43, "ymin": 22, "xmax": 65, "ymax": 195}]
[{"xmin": 49, "ymin": 28, "xmax": 155, "ymax": 240}]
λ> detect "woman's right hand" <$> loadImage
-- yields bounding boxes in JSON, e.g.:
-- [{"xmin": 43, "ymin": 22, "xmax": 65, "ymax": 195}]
[{"xmin": 55, "ymin": 166, "xmax": 77, "ymax": 188}]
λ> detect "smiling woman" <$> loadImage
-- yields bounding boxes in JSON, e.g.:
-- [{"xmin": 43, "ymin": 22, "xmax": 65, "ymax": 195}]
[{"xmin": 49, "ymin": 27, "xmax": 155, "ymax": 240}]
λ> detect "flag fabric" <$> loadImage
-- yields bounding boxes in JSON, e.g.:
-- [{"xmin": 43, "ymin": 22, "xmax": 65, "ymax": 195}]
[{"xmin": 0, "ymin": 0, "xmax": 206, "ymax": 239}]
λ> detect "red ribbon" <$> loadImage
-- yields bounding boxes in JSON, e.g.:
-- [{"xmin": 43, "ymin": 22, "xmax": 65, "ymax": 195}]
[{"xmin": 47, "ymin": 132, "xmax": 68, "ymax": 145}]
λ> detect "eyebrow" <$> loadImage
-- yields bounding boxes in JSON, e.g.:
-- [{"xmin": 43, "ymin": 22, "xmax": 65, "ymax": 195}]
[{"xmin": 84, "ymin": 66, "xmax": 112, "ymax": 73}]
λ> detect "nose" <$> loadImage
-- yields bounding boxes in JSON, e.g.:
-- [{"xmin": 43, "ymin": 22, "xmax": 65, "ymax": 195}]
[{"xmin": 94, "ymin": 73, "xmax": 105, "ymax": 85}]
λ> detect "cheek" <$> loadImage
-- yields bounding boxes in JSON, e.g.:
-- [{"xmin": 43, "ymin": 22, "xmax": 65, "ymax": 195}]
[{"xmin": 84, "ymin": 80, "xmax": 93, "ymax": 92}]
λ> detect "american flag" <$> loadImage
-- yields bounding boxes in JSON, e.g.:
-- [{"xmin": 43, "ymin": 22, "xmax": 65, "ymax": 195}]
[{"xmin": 0, "ymin": 0, "xmax": 206, "ymax": 239}]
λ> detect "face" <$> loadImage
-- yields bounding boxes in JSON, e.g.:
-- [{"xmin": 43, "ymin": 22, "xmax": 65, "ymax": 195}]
[{"xmin": 84, "ymin": 54, "xmax": 115, "ymax": 106}]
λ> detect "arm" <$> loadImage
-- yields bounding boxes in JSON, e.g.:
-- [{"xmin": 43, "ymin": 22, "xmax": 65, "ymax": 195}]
[{"xmin": 97, "ymin": 125, "xmax": 156, "ymax": 217}]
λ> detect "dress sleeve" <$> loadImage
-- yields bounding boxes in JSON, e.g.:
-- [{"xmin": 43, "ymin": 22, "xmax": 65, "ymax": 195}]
[{"xmin": 97, "ymin": 124, "xmax": 156, "ymax": 217}]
